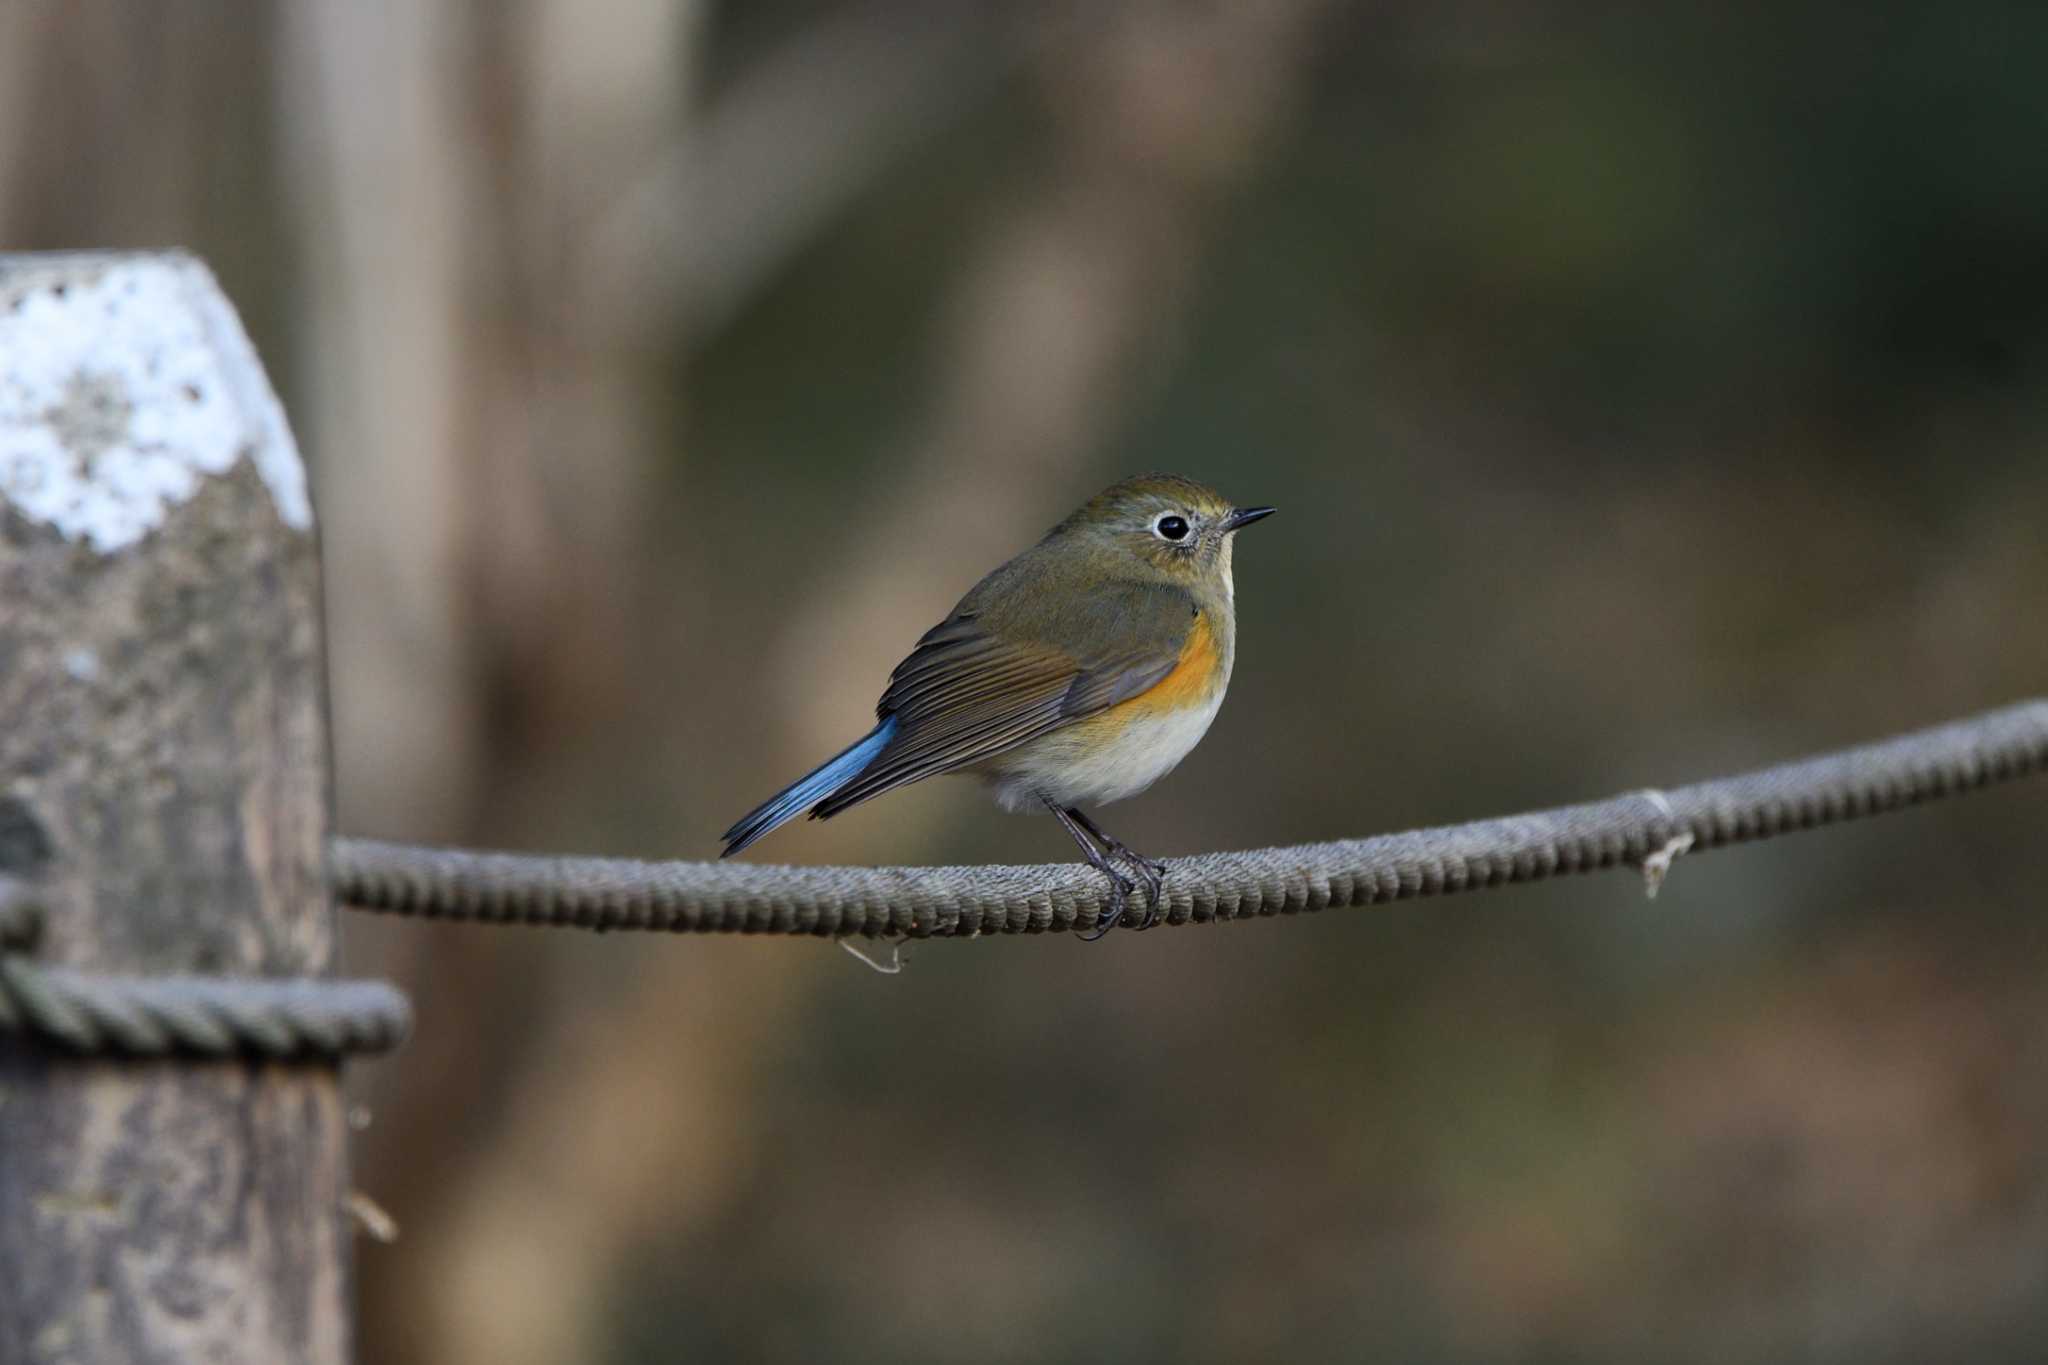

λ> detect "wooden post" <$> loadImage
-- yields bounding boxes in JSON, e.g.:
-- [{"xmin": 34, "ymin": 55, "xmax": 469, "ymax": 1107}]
[{"xmin": 0, "ymin": 254, "xmax": 351, "ymax": 1363}]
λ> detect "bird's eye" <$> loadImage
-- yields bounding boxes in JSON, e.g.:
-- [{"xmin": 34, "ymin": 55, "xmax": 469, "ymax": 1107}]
[{"xmin": 1153, "ymin": 514, "xmax": 1190, "ymax": 542}]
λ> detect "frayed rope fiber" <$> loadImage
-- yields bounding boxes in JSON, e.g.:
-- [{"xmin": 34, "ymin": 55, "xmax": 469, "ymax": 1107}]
[{"xmin": 332, "ymin": 700, "xmax": 2048, "ymax": 939}]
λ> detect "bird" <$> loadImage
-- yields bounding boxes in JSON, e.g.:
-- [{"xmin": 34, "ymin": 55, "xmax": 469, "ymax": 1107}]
[{"xmin": 720, "ymin": 473, "xmax": 1275, "ymax": 938}]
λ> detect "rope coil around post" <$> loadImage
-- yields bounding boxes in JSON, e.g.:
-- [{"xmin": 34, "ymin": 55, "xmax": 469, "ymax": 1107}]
[
  {"xmin": 333, "ymin": 698, "xmax": 2048, "ymax": 939},
  {"xmin": 0, "ymin": 886, "xmax": 411, "ymax": 1058}
]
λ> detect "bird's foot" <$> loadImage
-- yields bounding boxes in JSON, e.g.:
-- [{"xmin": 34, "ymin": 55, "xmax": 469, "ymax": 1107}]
[
  {"xmin": 1093, "ymin": 830, "xmax": 1165, "ymax": 879},
  {"xmin": 1078, "ymin": 864, "xmax": 1137, "ymax": 941},
  {"xmin": 1048, "ymin": 802, "xmax": 1169, "ymax": 938},
  {"xmin": 1112, "ymin": 850, "xmax": 1167, "ymax": 929},
  {"xmin": 1082, "ymin": 852, "xmax": 1164, "ymax": 933}
]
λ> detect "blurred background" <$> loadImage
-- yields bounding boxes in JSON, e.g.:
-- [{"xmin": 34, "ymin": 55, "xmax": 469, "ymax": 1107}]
[{"xmin": 6, "ymin": 2, "xmax": 2048, "ymax": 1360}]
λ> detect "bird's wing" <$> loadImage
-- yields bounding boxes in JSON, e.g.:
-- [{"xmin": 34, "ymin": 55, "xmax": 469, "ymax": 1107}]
[{"xmin": 808, "ymin": 580, "xmax": 1196, "ymax": 818}]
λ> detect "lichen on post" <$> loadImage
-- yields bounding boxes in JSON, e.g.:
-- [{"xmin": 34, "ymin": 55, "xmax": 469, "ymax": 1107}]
[{"xmin": 0, "ymin": 253, "xmax": 351, "ymax": 1364}]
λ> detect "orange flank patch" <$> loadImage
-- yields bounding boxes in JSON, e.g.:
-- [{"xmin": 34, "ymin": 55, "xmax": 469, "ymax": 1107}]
[
  {"xmin": 995, "ymin": 607, "xmax": 1230, "ymax": 805},
  {"xmin": 1118, "ymin": 611, "xmax": 1224, "ymax": 717}
]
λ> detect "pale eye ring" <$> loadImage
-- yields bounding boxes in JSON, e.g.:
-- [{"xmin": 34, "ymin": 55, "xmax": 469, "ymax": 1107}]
[{"xmin": 1152, "ymin": 513, "xmax": 1191, "ymax": 542}]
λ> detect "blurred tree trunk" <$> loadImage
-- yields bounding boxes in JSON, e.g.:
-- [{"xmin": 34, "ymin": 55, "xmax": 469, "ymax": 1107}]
[{"xmin": 276, "ymin": 5, "xmax": 707, "ymax": 1364}]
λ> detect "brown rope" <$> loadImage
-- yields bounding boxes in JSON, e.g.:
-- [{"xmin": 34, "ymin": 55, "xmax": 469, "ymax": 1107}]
[
  {"xmin": 0, "ymin": 885, "xmax": 410, "ymax": 1057},
  {"xmin": 332, "ymin": 700, "xmax": 2048, "ymax": 938}
]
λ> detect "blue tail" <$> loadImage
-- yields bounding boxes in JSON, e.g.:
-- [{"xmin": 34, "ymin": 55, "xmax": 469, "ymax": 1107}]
[{"xmin": 720, "ymin": 716, "xmax": 898, "ymax": 857}]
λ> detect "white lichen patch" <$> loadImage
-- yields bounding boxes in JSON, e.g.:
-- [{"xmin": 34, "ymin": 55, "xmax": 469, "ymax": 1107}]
[{"xmin": 0, "ymin": 255, "xmax": 312, "ymax": 553}]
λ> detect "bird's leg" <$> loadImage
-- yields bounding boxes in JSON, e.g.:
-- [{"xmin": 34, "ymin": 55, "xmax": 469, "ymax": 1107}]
[
  {"xmin": 1065, "ymin": 807, "xmax": 1166, "ymax": 930},
  {"xmin": 1066, "ymin": 807, "xmax": 1167, "ymax": 880},
  {"xmin": 1044, "ymin": 799, "xmax": 1133, "ymax": 940}
]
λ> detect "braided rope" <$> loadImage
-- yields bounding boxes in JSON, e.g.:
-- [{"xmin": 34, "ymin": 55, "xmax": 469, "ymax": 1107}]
[
  {"xmin": 333, "ymin": 699, "xmax": 2048, "ymax": 938},
  {"xmin": 0, "ymin": 890, "xmax": 410, "ymax": 1057}
]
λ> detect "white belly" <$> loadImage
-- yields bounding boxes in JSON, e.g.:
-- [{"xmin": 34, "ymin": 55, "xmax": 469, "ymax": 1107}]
[{"xmin": 980, "ymin": 684, "xmax": 1228, "ymax": 812}]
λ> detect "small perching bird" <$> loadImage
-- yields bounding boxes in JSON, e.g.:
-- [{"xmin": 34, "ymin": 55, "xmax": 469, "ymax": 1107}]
[{"xmin": 721, "ymin": 473, "xmax": 1275, "ymax": 937}]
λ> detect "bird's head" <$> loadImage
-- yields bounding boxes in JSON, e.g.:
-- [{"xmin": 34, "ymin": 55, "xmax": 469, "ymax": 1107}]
[{"xmin": 1051, "ymin": 473, "xmax": 1275, "ymax": 593}]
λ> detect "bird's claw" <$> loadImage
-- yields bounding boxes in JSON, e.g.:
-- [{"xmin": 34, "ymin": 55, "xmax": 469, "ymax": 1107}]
[
  {"xmin": 1090, "ymin": 835, "xmax": 1167, "ymax": 925},
  {"xmin": 1098, "ymin": 836, "xmax": 1165, "ymax": 879},
  {"xmin": 1079, "ymin": 867, "xmax": 1137, "ymax": 941},
  {"xmin": 1122, "ymin": 853, "xmax": 1166, "ymax": 928},
  {"xmin": 1048, "ymin": 802, "xmax": 1169, "ymax": 940},
  {"xmin": 1082, "ymin": 851, "xmax": 1167, "ymax": 935}
]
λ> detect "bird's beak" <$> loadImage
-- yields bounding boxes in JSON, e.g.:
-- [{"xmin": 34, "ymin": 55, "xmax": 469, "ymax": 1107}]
[{"xmin": 1222, "ymin": 506, "xmax": 1277, "ymax": 533}]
